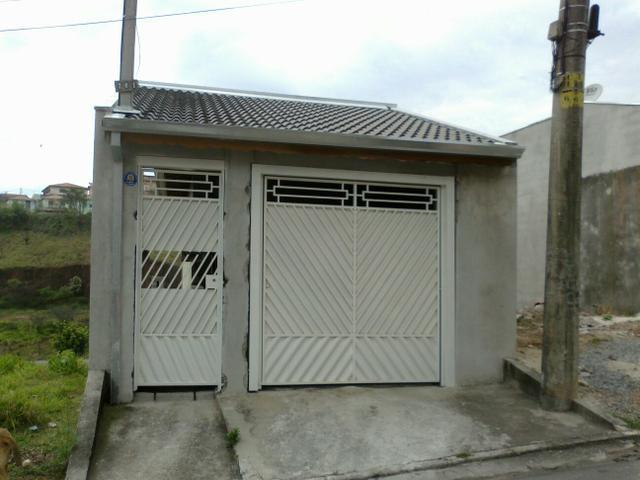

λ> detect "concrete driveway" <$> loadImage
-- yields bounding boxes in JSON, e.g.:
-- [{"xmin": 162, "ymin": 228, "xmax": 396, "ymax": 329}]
[{"xmin": 218, "ymin": 383, "xmax": 615, "ymax": 480}]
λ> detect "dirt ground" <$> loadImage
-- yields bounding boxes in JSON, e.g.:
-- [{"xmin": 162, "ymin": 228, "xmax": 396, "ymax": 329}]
[{"xmin": 517, "ymin": 305, "xmax": 640, "ymax": 428}]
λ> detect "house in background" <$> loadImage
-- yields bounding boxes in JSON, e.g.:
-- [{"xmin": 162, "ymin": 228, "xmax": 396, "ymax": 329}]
[
  {"xmin": 0, "ymin": 193, "xmax": 35, "ymax": 210},
  {"xmin": 90, "ymin": 81, "xmax": 524, "ymax": 403},
  {"xmin": 40, "ymin": 182, "xmax": 92, "ymax": 213},
  {"xmin": 505, "ymin": 102, "xmax": 640, "ymax": 315}
]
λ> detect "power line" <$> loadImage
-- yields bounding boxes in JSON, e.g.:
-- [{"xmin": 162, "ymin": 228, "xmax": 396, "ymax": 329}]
[{"xmin": 0, "ymin": 0, "xmax": 304, "ymax": 33}]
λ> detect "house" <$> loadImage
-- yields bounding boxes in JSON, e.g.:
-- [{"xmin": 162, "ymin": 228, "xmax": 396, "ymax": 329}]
[
  {"xmin": 0, "ymin": 193, "xmax": 34, "ymax": 210},
  {"xmin": 505, "ymin": 103, "xmax": 640, "ymax": 315},
  {"xmin": 41, "ymin": 182, "xmax": 91, "ymax": 213},
  {"xmin": 90, "ymin": 81, "xmax": 524, "ymax": 403}
]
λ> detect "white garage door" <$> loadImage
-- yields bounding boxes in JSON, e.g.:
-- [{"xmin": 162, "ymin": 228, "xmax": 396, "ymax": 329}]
[
  {"xmin": 262, "ymin": 176, "xmax": 440, "ymax": 385},
  {"xmin": 135, "ymin": 167, "xmax": 223, "ymax": 387}
]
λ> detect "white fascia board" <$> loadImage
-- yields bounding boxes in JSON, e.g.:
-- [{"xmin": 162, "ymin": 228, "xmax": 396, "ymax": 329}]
[{"xmin": 102, "ymin": 117, "xmax": 524, "ymax": 160}]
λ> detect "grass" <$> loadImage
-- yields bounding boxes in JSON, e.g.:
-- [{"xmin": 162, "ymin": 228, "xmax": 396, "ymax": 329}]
[
  {"xmin": 1, "ymin": 354, "xmax": 86, "ymax": 479},
  {"xmin": 0, "ymin": 232, "xmax": 90, "ymax": 269},
  {"xmin": 618, "ymin": 415, "xmax": 640, "ymax": 431},
  {"xmin": 0, "ymin": 305, "xmax": 89, "ymax": 360}
]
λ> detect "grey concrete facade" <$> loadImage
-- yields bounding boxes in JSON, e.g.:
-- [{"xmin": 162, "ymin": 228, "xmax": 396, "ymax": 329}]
[
  {"xmin": 505, "ymin": 103, "xmax": 640, "ymax": 313},
  {"xmin": 90, "ymin": 112, "xmax": 518, "ymax": 403}
]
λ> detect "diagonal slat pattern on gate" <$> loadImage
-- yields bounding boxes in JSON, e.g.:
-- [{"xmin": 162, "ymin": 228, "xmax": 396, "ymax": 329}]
[
  {"xmin": 136, "ymin": 187, "xmax": 222, "ymax": 387},
  {"xmin": 141, "ymin": 198, "xmax": 219, "ymax": 336},
  {"xmin": 138, "ymin": 336, "xmax": 220, "ymax": 386},
  {"xmin": 355, "ymin": 209, "xmax": 439, "ymax": 382},
  {"xmin": 356, "ymin": 210, "xmax": 439, "ymax": 336},
  {"xmin": 262, "ymin": 185, "xmax": 441, "ymax": 386},
  {"xmin": 264, "ymin": 204, "xmax": 354, "ymax": 337}
]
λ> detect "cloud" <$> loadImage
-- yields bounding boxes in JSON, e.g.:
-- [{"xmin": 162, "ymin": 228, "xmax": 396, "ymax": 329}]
[{"xmin": 0, "ymin": 0, "xmax": 638, "ymax": 192}]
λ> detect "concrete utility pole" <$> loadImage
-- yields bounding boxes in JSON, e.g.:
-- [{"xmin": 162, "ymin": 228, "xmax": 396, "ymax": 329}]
[
  {"xmin": 541, "ymin": 0, "xmax": 601, "ymax": 411},
  {"xmin": 116, "ymin": 0, "xmax": 138, "ymax": 112}
]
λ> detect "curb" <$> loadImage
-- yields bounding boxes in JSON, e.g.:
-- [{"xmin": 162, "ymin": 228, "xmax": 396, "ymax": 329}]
[
  {"xmin": 503, "ymin": 357, "xmax": 634, "ymax": 432},
  {"xmin": 64, "ymin": 369, "xmax": 108, "ymax": 480},
  {"xmin": 217, "ymin": 395, "xmax": 255, "ymax": 480},
  {"xmin": 296, "ymin": 433, "xmax": 640, "ymax": 480}
]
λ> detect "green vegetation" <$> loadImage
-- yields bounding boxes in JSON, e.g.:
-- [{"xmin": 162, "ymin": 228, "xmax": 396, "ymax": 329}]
[
  {"xmin": 0, "ymin": 203, "xmax": 90, "ymax": 478},
  {"xmin": 0, "ymin": 303, "xmax": 88, "ymax": 479},
  {"xmin": 0, "ymin": 304, "xmax": 89, "ymax": 360},
  {"xmin": 226, "ymin": 427, "xmax": 240, "ymax": 448},
  {"xmin": 0, "ymin": 203, "xmax": 91, "ymax": 269},
  {"xmin": 0, "ymin": 352, "xmax": 86, "ymax": 479},
  {"xmin": 0, "ymin": 231, "xmax": 90, "ymax": 269},
  {"xmin": 0, "ymin": 204, "xmax": 91, "ymax": 236},
  {"xmin": 0, "ymin": 276, "xmax": 87, "ymax": 309},
  {"xmin": 52, "ymin": 322, "xmax": 89, "ymax": 357},
  {"xmin": 618, "ymin": 414, "xmax": 640, "ymax": 431}
]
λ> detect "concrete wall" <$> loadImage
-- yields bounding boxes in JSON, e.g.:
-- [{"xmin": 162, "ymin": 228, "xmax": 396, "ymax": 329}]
[
  {"xmin": 91, "ymin": 131, "xmax": 517, "ymax": 402},
  {"xmin": 89, "ymin": 108, "xmax": 115, "ymax": 374},
  {"xmin": 505, "ymin": 104, "xmax": 640, "ymax": 312},
  {"xmin": 455, "ymin": 163, "xmax": 517, "ymax": 385},
  {"xmin": 581, "ymin": 165, "xmax": 640, "ymax": 314}
]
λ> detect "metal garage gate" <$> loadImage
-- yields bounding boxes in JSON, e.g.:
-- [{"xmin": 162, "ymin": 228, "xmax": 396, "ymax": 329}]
[
  {"xmin": 135, "ymin": 168, "xmax": 223, "ymax": 387},
  {"xmin": 262, "ymin": 176, "xmax": 440, "ymax": 385}
]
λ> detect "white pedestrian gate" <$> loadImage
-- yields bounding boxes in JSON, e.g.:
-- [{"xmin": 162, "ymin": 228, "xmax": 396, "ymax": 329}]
[
  {"xmin": 261, "ymin": 176, "xmax": 440, "ymax": 385},
  {"xmin": 135, "ymin": 167, "xmax": 223, "ymax": 387}
]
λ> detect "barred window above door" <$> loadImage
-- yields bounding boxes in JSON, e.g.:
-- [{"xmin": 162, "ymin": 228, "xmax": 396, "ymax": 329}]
[{"xmin": 142, "ymin": 168, "xmax": 220, "ymax": 199}]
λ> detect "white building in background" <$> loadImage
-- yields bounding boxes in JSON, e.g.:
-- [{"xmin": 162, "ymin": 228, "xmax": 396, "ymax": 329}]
[{"xmin": 505, "ymin": 102, "xmax": 640, "ymax": 315}]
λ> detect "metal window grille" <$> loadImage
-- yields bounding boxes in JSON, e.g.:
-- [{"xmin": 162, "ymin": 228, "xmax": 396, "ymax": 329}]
[
  {"xmin": 142, "ymin": 168, "xmax": 220, "ymax": 199},
  {"xmin": 265, "ymin": 177, "xmax": 438, "ymax": 211}
]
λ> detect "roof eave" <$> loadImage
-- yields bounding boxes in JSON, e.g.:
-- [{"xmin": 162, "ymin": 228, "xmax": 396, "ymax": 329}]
[{"xmin": 102, "ymin": 116, "xmax": 524, "ymax": 160}]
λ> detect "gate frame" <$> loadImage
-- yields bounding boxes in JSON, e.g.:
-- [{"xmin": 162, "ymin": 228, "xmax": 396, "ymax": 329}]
[
  {"xmin": 133, "ymin": 156, "xmax": 225, "ymax": 390},
  {"xmin": 248, "ymin": 164, "xmax": 456, "ymax": 391}
]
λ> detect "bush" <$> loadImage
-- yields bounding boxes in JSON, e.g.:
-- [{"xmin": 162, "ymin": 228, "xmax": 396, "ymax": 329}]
[
  {"xmin": 52, "ymin": 321, "xmax": 88, "ymax": 356},
  {"xmin": 0, "ymin": 354, "xmax": 25, "ymax": 375},
  {"xmin": 0, "ymin": 204, "xmax": 30, "ymax": 231},
  {"xmin": 48, "ymin": 350, "xmax": 86, "ymax": 375}
]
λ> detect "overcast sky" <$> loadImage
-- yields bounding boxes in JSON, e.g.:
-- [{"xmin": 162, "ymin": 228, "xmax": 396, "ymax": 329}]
[{"xmin": 0, "ymin": 0, "xmax": 638, "ymax": 194}]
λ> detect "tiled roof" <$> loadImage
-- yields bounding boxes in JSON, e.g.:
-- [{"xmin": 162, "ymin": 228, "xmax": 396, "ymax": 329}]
[
  {"xmin": 0, "ymin": 194, "xmax": 30, "ymax": 201},
  {"xmin": 130, "ymin": 85, "xmax": 501, "ymax": 146},
  {"xmin": 48, "ymin": 183, "xmax": 86, "ymax": 189}
]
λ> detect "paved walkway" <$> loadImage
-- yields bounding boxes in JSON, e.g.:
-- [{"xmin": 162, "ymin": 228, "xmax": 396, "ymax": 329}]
[{"xmin": 89, "ymin": 392, "xmax": 240, "ymax": 480}]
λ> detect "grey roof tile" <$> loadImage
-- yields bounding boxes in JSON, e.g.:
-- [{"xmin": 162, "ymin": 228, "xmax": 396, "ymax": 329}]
[{"xmin": 130, "ymin": 85, "xmax": 499, "ymax": 145}]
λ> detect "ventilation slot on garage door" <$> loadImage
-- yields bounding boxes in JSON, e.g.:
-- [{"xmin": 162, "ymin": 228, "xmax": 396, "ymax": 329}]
[
  {"xmin": 142, "ymin": 168, "xmax": 220, "ymax": 199},
  {"xmin": 265, "ymin": 177, "xmax": 438, "ymax": 211},
  {"xmin": 265, "ymin": 178, "xmax": 353, "ymax": 206}
]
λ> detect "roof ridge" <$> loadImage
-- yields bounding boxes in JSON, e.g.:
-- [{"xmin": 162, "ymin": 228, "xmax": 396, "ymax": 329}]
[{"xmin": 138, "ymin": 81, "xmax": 397, "ymax": 110}]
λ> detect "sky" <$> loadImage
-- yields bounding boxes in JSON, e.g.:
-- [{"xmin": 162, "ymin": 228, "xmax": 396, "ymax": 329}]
[{"xmin": 0, "ymin": 0, "xmax": 638, "ymax": 194}]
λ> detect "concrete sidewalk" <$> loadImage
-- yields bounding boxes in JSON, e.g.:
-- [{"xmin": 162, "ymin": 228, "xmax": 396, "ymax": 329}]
[
  {"xmin": 218, "ymin": 383, "xmax": 616, "ymax": 480},
  {"xmin": 89, "ymin": 392, "xmax": 240, "ymax": 480}
]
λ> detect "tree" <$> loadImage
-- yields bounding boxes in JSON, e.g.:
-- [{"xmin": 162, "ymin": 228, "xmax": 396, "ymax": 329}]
[{"xmin": 61, "ymin": 188, "xmax": 87, "ymax": 215}]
